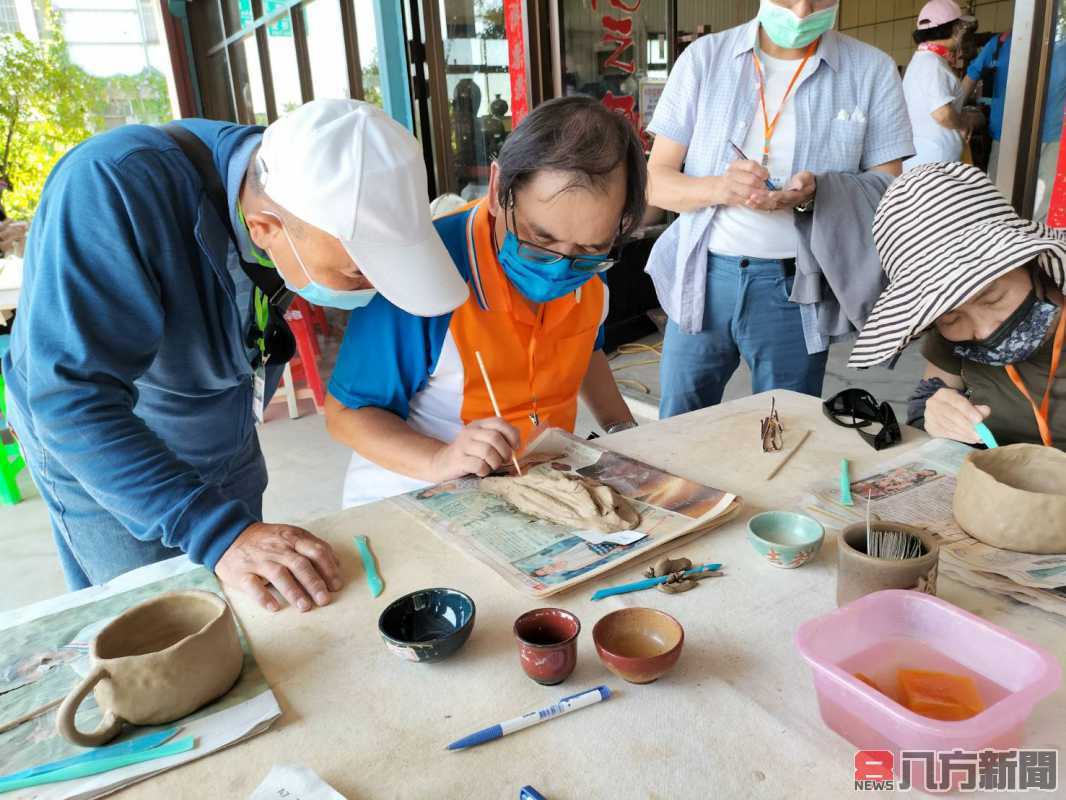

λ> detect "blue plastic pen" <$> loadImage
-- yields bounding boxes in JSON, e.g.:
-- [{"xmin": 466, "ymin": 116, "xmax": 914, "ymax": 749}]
[
  {"xmin": 520, "ymin": 786, "xmax": 547, "ymax": 800},
  {"xmin": 447, "ymin": 686, "xmax": 611, "ymax": 751}
]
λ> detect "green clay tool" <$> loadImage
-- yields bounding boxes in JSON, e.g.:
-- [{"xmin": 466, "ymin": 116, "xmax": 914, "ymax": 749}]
[
  {"xmin": 974, "ymin": 422, "xmax": 999, "ymax": 449},
  {"xmin": 354, "ymin": 535, "xmax": 384, "ymax": 597},
  {"xmin": 840, "ymin": 459, "xmax": 854, "ymax": 506},
  {"xmin": 0, "ymin": 736, "xmax": 194, "ymax": 793},
  {"xmin": 0, "ymin": 727, "xmax": 179, "ymax": 783}
]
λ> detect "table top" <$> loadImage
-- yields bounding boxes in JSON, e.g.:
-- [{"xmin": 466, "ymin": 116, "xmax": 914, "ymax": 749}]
[{"xmin": 117, "ymin": 391, "xmax": 1066, "ymax": 799}]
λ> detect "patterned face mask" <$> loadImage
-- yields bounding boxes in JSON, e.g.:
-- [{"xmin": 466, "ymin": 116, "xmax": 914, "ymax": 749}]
[{"xmin": 952, "ymin": 290, "xmax": 1061, "ymax": 366}]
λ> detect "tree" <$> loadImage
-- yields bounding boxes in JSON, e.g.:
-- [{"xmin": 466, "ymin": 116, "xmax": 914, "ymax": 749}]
[{"xmin": 0, "ymin": 14, "xmax": 106, "ymax": 220}]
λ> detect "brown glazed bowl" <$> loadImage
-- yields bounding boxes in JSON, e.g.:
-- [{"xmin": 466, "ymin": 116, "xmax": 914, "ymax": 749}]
[
  {"xmin": 514, "ymin": 608, "xmax": 581, "ymax": 685},
  {"xmin": 592, "ymin": 607, "xmax": 684, "ymax": 684}
]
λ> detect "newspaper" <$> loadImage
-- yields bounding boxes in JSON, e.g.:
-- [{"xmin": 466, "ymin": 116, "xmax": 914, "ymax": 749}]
[
  {"xmin": 803, "ymin": 439, "xmax": 1066, "ymax": 616},
  {"xmin": 0, "ymin": 557, "xmax": 281, "ymax": 799},
  {"xmin": 392, "ymin": 428, "xmax": 740, "ymax": 597}
]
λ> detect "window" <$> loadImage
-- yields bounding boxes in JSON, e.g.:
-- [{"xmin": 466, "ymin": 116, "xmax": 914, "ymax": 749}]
[
  {"xmin": 0, "ymin": 0, "xmax": 18, "ymax": 34},
  {"xmin": 186, "ymin": 0, "xmax": 381, "ymax": 126}
]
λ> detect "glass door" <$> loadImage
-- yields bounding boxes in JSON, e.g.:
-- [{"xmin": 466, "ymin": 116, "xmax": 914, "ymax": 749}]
[{"xmin": 415, "ymin": 0, "xmax": 515, "ymax": 199}]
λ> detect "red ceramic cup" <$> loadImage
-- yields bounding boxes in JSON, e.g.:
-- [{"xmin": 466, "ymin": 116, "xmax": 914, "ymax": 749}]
[{"xmin": 513, "ymin": 608, "xmax": 581, "ymax": 685}]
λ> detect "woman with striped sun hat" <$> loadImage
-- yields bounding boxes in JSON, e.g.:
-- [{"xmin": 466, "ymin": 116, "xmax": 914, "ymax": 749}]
[{"xmin": 849, "ymin": 162, "xmax": 1066, "ymax": 448}]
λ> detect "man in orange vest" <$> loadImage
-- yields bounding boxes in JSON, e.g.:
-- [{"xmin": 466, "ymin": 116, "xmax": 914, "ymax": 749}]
[{"xmin": 325, "ymin": 97, "xmax": 647, "ymax": 506}]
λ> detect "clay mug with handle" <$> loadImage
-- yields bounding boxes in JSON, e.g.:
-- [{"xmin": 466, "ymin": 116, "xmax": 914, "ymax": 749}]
[{"xmin": 57, "ymin": 590, "xmax": 244, "ymax": 747}]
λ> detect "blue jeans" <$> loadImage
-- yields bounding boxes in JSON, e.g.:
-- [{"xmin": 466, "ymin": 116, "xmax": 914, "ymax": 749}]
[
  {"xmin": 660, "ymin": 253, "xmax": 829, "ymax": 418},
  {"xmin": 11, "ymin": 405, "xmax": 266, "ymax": 590}
]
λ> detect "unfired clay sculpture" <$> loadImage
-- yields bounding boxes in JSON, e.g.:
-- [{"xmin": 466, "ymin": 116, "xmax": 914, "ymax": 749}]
[
  {"xmin": 57, "ymin": 590, "xmax": 244, "ymax": 747},
  {"xmin": 954, "ymin": 444, "xmax": 1066, "ymax": 554},
  {"xmin": 481, "ymin": 471, "xmax": 640, "ymax": 532}
]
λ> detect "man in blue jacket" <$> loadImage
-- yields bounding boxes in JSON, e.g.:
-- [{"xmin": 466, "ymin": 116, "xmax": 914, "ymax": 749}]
[{"xmin": 2, "ymin": 99, "xmax": 468, "ymax": 613}]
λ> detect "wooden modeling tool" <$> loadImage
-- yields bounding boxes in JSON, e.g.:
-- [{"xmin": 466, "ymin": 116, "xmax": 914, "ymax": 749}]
[
  {"xmin": 766, "ymin": 429, "xmax": 811, "ymax": 481},
  {"xmin": 474, "ymin": 350, "xmax": 523, "ymax": 477}
]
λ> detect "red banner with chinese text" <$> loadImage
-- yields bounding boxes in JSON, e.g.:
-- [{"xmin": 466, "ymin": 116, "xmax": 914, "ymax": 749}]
[
  {"xmin": 1048, "ymin": 106, "xmax": 1066, "ymax": 227},
  {"xmin": 504, "ymin": 0, "xmax": 529, "ymax": 127}
]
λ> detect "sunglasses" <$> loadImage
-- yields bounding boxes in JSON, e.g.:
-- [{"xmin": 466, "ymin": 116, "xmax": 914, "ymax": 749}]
[{"xmin": 822, "ymin": 388, "xmax": 902, "ymax": 451}]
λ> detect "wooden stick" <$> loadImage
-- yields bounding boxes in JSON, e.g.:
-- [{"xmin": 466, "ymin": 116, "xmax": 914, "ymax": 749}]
[
  {"xmin": 766, "ymin": 429, "xmax": 812, "ymax": 481},
  {"xmin": 474, "ymin": 350, "xmax": 522, "ymax": 477},
  {"xmin": 0, "ymin": 696, "xmax": 63, "ymax": 735}
]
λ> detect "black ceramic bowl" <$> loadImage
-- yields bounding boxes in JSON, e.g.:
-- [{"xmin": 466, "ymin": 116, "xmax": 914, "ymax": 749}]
[{"xmin": 377, "ymin": 588, "xmax": 476, "ymax": 663}]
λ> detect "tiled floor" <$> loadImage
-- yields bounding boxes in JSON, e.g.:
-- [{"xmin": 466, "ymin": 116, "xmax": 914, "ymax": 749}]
[
  {"xmin": 610, "ymin": 313, "xmax": 926, "ymax": 419},
  {"xmin": 0, "ymin": 314, "xmax": 924, "ymax": 614}
]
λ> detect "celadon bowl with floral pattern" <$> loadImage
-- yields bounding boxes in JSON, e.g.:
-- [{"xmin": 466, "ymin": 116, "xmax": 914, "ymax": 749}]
[{"xmin": 747, "ymin": 511, "xmax": 824, "ymax": 569}]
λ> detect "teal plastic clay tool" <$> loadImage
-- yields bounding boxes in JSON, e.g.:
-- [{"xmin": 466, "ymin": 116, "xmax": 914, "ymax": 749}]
[
  {"xmin": 974, "ymin": 422, "xmax": 999, "ymax": 449},
  {"xmin": 354, "ymin": 535, "xmax": 384, "ymax": 597},
  {"xmin": 0, "ymin": 727, "xmax": 179, "ymax": 783},
  {"xmin": 0, "ymin": 736, "xmax": 194, "ymax": 793},
  {"xmin": 590, "ymin": 562, "xmax": 722, "ymax": 600},
  {"xmin": 840, "ymin": 459, "xmax": 854, "ymax": 506}
]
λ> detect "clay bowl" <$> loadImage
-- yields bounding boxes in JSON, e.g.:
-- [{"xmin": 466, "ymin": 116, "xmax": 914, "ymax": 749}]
[
  {"xmin": 378, "ymin": 588, "xmax": 475, "ymax": 663},
  {"xmin": 592, "ymin": 607, "xmax": 684, "ymax": 684},
  {"xmin": 747, "ymin": 511, "xmax": 824, "ymax": 569}
]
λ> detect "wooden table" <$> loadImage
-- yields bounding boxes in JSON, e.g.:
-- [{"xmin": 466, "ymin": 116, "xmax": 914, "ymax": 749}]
[{"xmin": 119, "ymin": 391, "xmax": 1066, "ymax": 798}]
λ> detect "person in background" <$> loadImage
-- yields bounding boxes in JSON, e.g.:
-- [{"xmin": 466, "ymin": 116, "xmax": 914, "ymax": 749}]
[
  {"xmin": 3, "ymin": 100, "xmax": 468, "ymax": 611},
  {"xmin": 902, "ymin": 0, "xmax": 973, "ymax": 170},
  {"xmin": 849, "ymin": 163, "xmax": 1066, "ymax": 449},
  {"xmin": 0, "ymin": 219, "xmax": 27, "ymax": 258},
  {"xmin": 645, "ymin": 0, "xmax": 913, "ymax": 418},
  {"xmin": 961, "ymin": 27, "xmax": 1066, "ymax": 221},
  {"xmin": 325, "ymin": 97, "xmax": 644, "ymax": 508}
]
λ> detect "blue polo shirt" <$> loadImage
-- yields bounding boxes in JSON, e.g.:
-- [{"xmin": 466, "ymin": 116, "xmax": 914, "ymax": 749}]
[{"xmin": 968, "ymin": 35, "xmax": 1066, "ymax": 142}]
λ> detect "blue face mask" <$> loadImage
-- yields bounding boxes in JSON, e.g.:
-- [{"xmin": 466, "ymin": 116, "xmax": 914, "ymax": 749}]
[
  {"xmin": 266, "ymin": 212, "xmax": 377, "ymax": 311},
  {"xmin": 498, "ymin": 230, "xmax": 605, "ymax": 304}
]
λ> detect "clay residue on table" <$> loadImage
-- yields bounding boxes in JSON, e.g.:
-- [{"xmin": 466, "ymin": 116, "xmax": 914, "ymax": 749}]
[{"xmin": 480, "ymin": 471, "xmax": 640, "ymax": 533}]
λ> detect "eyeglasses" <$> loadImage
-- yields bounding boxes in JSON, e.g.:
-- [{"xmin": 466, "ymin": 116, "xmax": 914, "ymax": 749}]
[
  {"xmin": 822, "ymin": 389, "xmax": 902, "ymax": 451},
  {"xmin": 508, "ymin": 198, "xmax": 620, "ymax": 273}
]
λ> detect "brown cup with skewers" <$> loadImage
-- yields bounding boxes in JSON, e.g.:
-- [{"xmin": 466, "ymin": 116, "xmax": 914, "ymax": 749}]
[{"xmin": 837, "ymin": 522, "xmax": 939, "ymax": 607}]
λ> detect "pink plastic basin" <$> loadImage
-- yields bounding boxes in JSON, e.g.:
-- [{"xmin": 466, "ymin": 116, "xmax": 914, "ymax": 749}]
[{"xmin": 796, "ymin": 590, "xmax": 1061, "ymax": 791}]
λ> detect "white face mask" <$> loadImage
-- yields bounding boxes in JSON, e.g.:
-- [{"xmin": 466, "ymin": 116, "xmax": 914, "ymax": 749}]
[{"xmin": 262, "ymin": 211, "xmax": 377, "ymax": 311}]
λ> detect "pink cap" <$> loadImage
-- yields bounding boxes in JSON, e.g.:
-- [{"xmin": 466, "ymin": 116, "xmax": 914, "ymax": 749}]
[{"xmin": 916, "ymin": 0, "xmax": 972, "ymax": 29}]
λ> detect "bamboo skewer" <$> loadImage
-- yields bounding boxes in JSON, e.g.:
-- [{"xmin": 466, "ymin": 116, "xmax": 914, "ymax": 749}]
[
  {"xmin": 0, "ymin": 697, "xmax": 63, "ymax": 735},
  {"xmin": 474, "ymin": 351, "xmax": 523, "ymax": 477},
  {"xmin": 765, "ymin": 429, "xmax": 812, "ymax": 481}
]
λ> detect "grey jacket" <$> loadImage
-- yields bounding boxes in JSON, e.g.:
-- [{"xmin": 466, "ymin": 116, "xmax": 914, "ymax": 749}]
[{"xmin": 792, "ymin": 170, "xmax": 894, "ymax": 353}]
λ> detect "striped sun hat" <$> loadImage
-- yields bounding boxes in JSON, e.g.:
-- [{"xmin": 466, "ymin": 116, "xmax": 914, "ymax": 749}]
[{"xmin": 848, "ymin": 162, "xmax": 1066, "ymax": 369}]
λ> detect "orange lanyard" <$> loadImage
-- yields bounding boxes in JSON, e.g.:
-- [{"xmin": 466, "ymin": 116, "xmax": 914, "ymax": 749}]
[
  {"xmin": 1004, "ymin": 309, "xmax": 1066, "ymax": 447},
  {"xmin": 751, "ymin": 41, "xmax": 818, "ymax": 167}
]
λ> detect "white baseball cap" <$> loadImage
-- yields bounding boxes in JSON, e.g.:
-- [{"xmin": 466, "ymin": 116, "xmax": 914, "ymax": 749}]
[{"xmin": 257, "ymin": 99, "xmax": 468, "ymax": 316}]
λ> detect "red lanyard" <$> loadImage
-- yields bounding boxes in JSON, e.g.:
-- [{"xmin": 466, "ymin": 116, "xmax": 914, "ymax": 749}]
[
  {"xmin": 751, "ymin": 41, "xmax": 818, "ymax": 167},
  {"xmin": 1004, "ymin": 309, "xmax": 1066, "ymax": 448}
]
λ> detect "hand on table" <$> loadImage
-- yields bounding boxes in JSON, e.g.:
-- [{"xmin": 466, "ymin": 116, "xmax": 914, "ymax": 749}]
[
  {"xmin": 215, "ymin": 522, "xmax": 343, "ymax": 613},
  {"xmin": 745, "ymin": 171, "xmax": 817, "ymax": 212},
  {"xmin": 430, "ymin": 417, "xmax": 520, "ymax": 481},
  {"xmin": 924, "ymin": 388, "xmax": 991, "ymax": 445}
]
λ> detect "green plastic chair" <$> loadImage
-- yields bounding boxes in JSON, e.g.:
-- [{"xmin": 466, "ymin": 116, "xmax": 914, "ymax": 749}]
[{"xmin": 0, "ymin": 335, "xmax": 25, "ymax": 504}]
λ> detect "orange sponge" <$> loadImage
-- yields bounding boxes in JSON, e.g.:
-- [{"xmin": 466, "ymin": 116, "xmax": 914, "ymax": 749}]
[{"xmin": 898, "ymin": 669, "xmax": 984, "ymax": 721}]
